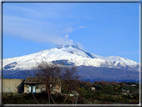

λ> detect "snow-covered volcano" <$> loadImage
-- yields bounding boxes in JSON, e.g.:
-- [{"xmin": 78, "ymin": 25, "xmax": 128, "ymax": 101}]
[{"xmin": 3, "ymin": 45, "xmax": 139, "ymax": 71}]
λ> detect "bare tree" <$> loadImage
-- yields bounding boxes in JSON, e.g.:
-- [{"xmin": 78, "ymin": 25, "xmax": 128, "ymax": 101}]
[
  {"xmin": 61, "ymin": 66, "xmax": 80, "ymax": 104},
  {"xmin": 34, "ymin": 61, "xmax": 63, "ymax": 104},
  {"xmin": 29, "ymin": 61, "xmax": 80, "ymax": 105}
]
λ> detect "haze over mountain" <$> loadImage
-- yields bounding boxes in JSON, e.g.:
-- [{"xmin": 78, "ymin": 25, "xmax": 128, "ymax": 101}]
[{"xmin": 3, "ymin": 45, "xmax": 139, "ymax": 82}]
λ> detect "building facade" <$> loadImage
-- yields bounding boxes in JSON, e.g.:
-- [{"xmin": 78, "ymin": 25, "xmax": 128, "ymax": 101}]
[
  {"xmin": 3, "ymin": 77, "xmax": 61, "ymax": 94},
  {"xmin": 3, "ymin": 79, "xmax": 24, "ymax": 93}
]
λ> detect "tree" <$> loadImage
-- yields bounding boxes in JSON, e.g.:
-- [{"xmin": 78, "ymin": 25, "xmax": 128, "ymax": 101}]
[
  {"xmin": 86, "ymin": 81, "xmax": 92, "ymax": 87},
  {"xmin": 99, "ymin": 81, "xmax": 108, "ymax": 86},
  {"xmin": 61, "ymin": 66, "xmax": 80, "ymax": 104},
  {"xmin": 34, "ymin": 61, "xmax": 63, "ymax": 104},
  {"xmin": 34, "ymin": 62, "xmax": 79, "ymax": 104},
  {"xmin": 33, "ymin": 61, "xmax": 80, "ymax": 105}
]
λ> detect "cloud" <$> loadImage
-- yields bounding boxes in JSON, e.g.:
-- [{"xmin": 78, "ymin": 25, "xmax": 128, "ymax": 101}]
[
  {"xmin": 78, "ymin": 26, "xmax": 86, "ymax": 29},
  {"xmin": 65, "ymin": 34, "xmax": 69, "ymax": 39},
  {"xmin": 77, "ymin": 42, "xmax": 84, "ymax": 49},
  {"xmin": 3, "ymin": 4, "xmax": 85, "ymax": 46},
  {"xmin": 62, "ymin": 27, "xmax": 74, "ymax": 33},
  {"xmin": 62, "ymin": 26, "xmax": 86, "ymax": 34},
  {"xmin": 3, "ymin": 15, "xmax": 75, "ymax": 45},
  {"xmin": 64, "ymin": 34, "xmax": 74, "ymax": 45}
]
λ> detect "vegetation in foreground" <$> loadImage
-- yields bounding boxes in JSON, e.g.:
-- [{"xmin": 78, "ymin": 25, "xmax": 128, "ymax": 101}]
[{"xmin": 3, "ymin": 81, "xmax": 139, "ymax": 104}]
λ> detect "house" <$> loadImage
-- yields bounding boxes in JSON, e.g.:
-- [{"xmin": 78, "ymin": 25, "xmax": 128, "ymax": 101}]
[
  {"xmin": 24, "ymin": 77, "xmax": 61, "ymax": 94},
  {"xmin": 3, "ymin": 77, "xmax": 61, "ymax": 94},
  {"xmin": 69, "ymin": 91, "xmax": 79, "ymax": 97},
  {"xmin": 121, "ymin": 88, "xmax": 129, "ymax": 95},
  {"xmin": 90, "ymin": 87, "xmax": 95, "ymax": 91},
  {"xmin": 131, "ymin": 84, "xmax": 137, "ymax": 87},
  {"xmin": 3, "ymin": 79, "xmax": 24, "ymax": 93}
]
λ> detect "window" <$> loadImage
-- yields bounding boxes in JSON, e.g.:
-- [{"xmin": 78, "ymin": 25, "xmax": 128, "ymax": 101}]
[{"xmin": 29, "ymin": 85, "xmax": 36, "ymax": 93}]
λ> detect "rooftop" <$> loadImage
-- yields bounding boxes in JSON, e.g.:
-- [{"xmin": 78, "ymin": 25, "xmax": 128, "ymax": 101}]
[
  {"xmin": 24, "ymin": 77, "xmax": 46, "ymax": 84},
  {"xmin": 24, "ymin": 77, "xmax": 60, "ymax": 84}
]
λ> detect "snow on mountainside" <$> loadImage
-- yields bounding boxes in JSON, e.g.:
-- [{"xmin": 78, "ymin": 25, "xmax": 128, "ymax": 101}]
[{"xmin": 3, "ymin": 45, "xmax": 139, "ymax": 71}]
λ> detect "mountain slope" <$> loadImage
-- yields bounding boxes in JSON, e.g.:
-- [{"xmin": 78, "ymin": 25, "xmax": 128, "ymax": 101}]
[
  {"xmin": 3, "ymin": 45, "xmax": 139, "ymax": 71},
  {"xmin": 3, "ymin": 45, "xmax": 139, "ymax": 82}
]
